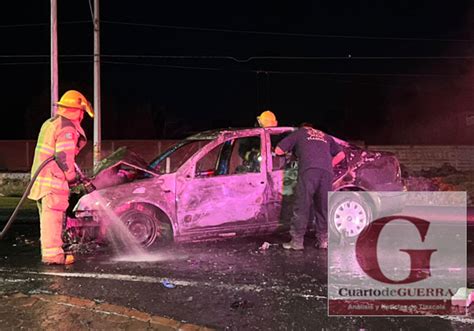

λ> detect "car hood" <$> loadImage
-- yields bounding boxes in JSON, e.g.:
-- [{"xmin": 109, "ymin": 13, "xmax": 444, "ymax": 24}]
[
  {"xmin": 92, "ymin": 146, "xmax": 151, "ymax": 177},
  {"xmin": 90, "ymin": 146, "xmax": 158, "ymax": 190}
]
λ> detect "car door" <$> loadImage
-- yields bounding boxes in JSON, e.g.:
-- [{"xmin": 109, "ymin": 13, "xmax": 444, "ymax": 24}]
[
  {"xmin": 266, "ymin": 128, "xmax": 298, "ymax": 223},
  {"xmin": 176, "ymin": 131, "xmax": 267, "ymax": 230}
]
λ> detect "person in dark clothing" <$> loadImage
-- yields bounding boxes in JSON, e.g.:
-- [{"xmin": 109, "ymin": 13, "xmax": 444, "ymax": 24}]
[{"xmin": 275, "ymin": 123, "xmax": 345, "ymax": 250}]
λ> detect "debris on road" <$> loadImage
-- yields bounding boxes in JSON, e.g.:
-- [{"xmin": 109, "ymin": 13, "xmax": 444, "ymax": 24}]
[
  {"xmin": 259, "ymin": 242, "xmax": 272, "ymax": 250},
  {"xmin": 161, "ymin": 279, "xmax": 176, "ymax": 289},
  {"xmin": 14, "ymin": 235, "xmax": 35, "ymax": 247},
  {"xmin": 230, "ymin": 299, "xmax": 253, "ymax": 310}
]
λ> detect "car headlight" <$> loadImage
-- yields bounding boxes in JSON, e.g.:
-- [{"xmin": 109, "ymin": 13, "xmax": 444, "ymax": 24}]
[{"xmin": 73, "ymin": 190, "xmax": 104, "ymax": 213}]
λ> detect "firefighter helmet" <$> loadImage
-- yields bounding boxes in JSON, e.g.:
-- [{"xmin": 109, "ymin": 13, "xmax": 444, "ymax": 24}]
[
  {"xmin": 56, "ymin": 90, "xmax": 94, "ymax": 118},
  {"xmin": 257, "ymin": 110, "xmax": 278, "ymax": 128}
]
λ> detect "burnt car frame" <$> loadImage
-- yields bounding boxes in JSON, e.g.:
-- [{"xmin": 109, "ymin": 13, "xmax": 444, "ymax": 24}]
[{"xmin": 70, "ymin": 127, "xmax": 405, "ymax": 247}]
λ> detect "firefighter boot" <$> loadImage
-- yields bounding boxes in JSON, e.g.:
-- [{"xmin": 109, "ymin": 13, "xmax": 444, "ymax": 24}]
[
  {"xmin": 315, "ymin": 236, "xmax": 328, "ymax": 249},
  {"xmin": 42, "ymin": 253, "xmax": 75, "ymax": 265},
  {"xmin": 282, "ymin": 237, "xmax": 304, "ymax": 251}
]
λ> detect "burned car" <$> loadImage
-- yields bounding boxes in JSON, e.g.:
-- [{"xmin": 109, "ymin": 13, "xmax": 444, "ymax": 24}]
[{"xmin": 69, "ymin": 127, "xmax": 405, "ymax": 247}]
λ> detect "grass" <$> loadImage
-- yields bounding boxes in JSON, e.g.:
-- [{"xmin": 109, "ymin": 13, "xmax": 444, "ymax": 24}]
[
  {"xmin": 0, "ymin": 197, "xmax": 36, "ymax": 210},
  {"xmin": 0, "ymin": 197, "xmax": 38, "ymax": 223}
]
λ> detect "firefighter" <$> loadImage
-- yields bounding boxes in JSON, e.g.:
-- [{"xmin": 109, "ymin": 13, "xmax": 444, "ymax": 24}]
[
  {"xmin": 256, "ymin": 110, "xmax": 278, "ymax": 128},
  {"xmin": 275, "ymin": 123, "xmax": 345, "ymax": 250},
  {"xmin": 237, "ymin": 110, "xmax": 278, "ymax": 171},
  {"xmin": 28, "ymin": 90, "xmax": 93, "ymax": 265}
]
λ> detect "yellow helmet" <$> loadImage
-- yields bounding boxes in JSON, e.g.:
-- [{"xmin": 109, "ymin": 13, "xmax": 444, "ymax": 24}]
[
  {"xmin": 56, "ymin": 90, "xmax": 94, "ymax": 118},
  {"xmin": 257, "ymin": 110, "xmax": 278, "ymax": 128}
]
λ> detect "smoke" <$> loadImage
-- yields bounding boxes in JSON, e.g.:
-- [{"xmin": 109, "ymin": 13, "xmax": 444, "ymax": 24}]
[{"xmin": 381, "ymin": 7, "xmax": 474, "ymax": 145}]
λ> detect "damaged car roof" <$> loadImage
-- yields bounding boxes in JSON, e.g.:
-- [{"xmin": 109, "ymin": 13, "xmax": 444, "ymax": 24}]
[{"xmin": 186, "ymin": 128, "xmax": 253, "ymax": 140}]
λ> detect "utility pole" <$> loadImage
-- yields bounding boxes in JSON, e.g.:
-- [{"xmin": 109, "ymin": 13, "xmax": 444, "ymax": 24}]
[
  {"xmin": 93, "ymin": 0, "xmax": 101, "ymax": 168},
  {"xmin": 50, "ymin": 0, "xmax": 58, "ymax": 117},
  {"xmin": 256, "ymin": 70, "xmax": 260, "ymax": 116}
]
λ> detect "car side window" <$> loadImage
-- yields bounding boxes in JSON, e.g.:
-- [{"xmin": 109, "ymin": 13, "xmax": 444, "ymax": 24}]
[
  {"xmin": 230, "ymin": 136, "xmax": 261, "ymax": 174},
  {"xmin": 195, "ymin": 143, "xmax": 223, "ymax": 177},
  {"xmin": 270, "ymin": 133, "xmax": 294, "ymax": 171},
  {"xmin": 195, "ymin": 135, "xmax": 261, "ymax": 177}
]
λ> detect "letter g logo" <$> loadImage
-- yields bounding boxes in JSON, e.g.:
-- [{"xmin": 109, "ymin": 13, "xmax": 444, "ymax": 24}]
[{"xmin": 355, "ymin": 216, "xmax": 437, "ymax": 284}]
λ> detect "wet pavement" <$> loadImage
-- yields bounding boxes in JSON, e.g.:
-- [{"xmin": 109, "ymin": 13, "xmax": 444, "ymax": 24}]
[{"xmin": 1, "ymin": 221, "xmax": 474, "ymax": 330}]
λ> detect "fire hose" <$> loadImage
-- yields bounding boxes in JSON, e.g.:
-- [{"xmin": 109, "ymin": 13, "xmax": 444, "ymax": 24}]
[
  {"xmin": 0, "ymin": 156, "xmax": 55, "ymax": 240},
  {"xmin": 0, "ymin": 157, "xmax": 95, "ymax": 240}
]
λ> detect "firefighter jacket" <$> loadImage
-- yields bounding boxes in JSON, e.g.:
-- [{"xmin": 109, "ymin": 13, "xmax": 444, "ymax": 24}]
[{"xmin": 28, "ymin": 115, "xmax": 87, "ymax": 201}]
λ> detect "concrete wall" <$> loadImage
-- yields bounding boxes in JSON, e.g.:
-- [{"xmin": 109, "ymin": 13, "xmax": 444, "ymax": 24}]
[
  {"xmin": 0, "ymin": 140, "xmax": 180, "ymax": 172},
  {"xmin": 367, "ymin": 145, "xmax": 474, "ymax": 172},
  {"xmin": 1, "ymin": 140, "xmax": 473, "ymax": 172},
  {"xmin": 1, "ymin": 140, "xmax": 473, "ymax": 197}
]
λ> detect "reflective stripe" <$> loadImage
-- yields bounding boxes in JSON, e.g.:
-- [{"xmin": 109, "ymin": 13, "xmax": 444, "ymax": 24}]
[
  {"xmin": 57, "ymin": 141, "xmax": 75, "ymax": 148},
  {"xmin": 35, "ymin": 143, "xmax": 55, "ymax": 155},
  {"xmin": 36, "ymin": 142, "xmax": 54, "ymax": 152},
  {"xmin": 36, "ymin": 176, "xmax": 63, "ymax": 184},
  {"xmin": 35, "ymin": 182, "xmax": 65, "ymax": 190},
  {"xmin": 35, "ymin": 176, "xmax": 68, "ymax": 190},
  {"xmin": 42, "ymin": 254, "xmax": 63, "ymax": 258},
  {"xmin": 42, "ymin": 247, "xmax": 63, "ymax": 257},
  {"xmin": 56, "ymin": 141, "xmax": 76, "ymax": 152}
]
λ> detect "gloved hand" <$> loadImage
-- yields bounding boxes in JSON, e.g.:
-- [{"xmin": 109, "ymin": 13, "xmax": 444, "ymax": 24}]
[
  {"xmin": 69, "ymin": 168, "xmax": 95, "ymax": 194},
  {"xmin": 82, "ymin": 179, "xmax": 96, "ymax": 194},
  {"xmin": 272, "ymin": 151, "xmax": 288, "ymax": 158},
  {"xmin": 69, "ymin": 175, "xmax": 83, "ymax": 189}
]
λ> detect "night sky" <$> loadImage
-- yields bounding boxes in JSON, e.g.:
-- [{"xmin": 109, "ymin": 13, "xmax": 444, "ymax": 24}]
[{"xmin": 1, "ymin": 1, "xmax": 473, "ymax": 144}]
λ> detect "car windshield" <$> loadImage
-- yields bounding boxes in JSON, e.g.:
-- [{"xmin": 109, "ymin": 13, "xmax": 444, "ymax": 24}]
[{"xmin": 149, "ymin": 140, "xmax": 211, "ymax": 174}]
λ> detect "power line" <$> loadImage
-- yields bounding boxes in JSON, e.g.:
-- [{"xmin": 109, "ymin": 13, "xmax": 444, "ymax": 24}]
[
  {"xmin": 0, "ymin": 55, "xmax": 50, "ymax": 58},
  {"xmin": 102, "ymin": 61, "xmax": 460, "ymax": 91},
  {"xmin": 229, "ymin": 55, "xmax": 474, "ymax": 62},
  {"xmin": 0, "ymin": 60, "xmax": 92, "ymax": 66},
  {"xmin": 100, "ymin": 54, "xmax": 474, "ymax": 62},
  {"xmin": 0, "ymin": 57, "xmax": 461, "ymax": 77},
  {"xmin": 88, "ymin": 0, "xmax": 94, "ymax": 21},
  {"xmin": 0, "ymin": 20, "xmax": 92, "ymax": 28},
  {"xmin": 2, "ymin": 54, "xmax": 474, "ymax": 61},
  {"xmin": 102, "ymin": 60, "xmax": 459, "ymax": 77},
  {"xmin": 262, "ymin": 70, "xmax": 457, "ymax": 78},
  {"xmin": 102, "ymin": 60, "xmax": 223, "ymax": 71},
  {"xmin": 101, "ymin": 20, "xmax": 474, "ymax": 43},
  {"xmin": 0, "ymin": 55, "xmax": 93, "ymax": 58},
  {"xmin": 0, "ymin": 61, "xmax": 50, "ymax": 66},
  {"xmin": 2, "ymin": 21, "xmax": 469, "ymax": 42},
  {"xmin": 0, "ymin": 60, "xmax": 458, "ymax": 90}
]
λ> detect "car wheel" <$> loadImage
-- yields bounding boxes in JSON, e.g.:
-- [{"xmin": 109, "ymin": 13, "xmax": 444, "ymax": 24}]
[
  {"xmin": 329, "ymin": 194, "xmax": 372, "ymax": 241},
  {"xmin": 118, "ymin": 204, "xmax": 173, "ymax": 248}
]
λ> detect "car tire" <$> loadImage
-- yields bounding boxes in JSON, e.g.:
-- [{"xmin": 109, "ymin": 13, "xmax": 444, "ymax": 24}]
[
  {"xmin": 328, "ymin": 193, "xmax": 373, "ymax": 242},
  {"xmin": 118, "ymin": 204, "xmax": 173, "ymax": 248}
]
